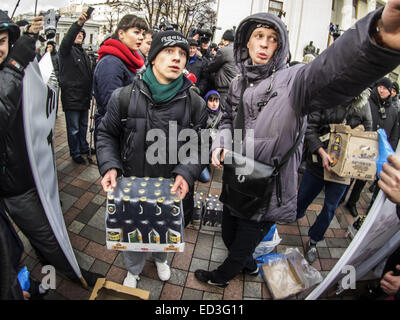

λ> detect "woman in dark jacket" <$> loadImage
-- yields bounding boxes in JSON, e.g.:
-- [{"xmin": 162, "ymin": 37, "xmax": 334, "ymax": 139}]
[
  {"xmin": 297, "ymin": 89, "xmax": 372, "ymax": 263},
  {"xmin": 93, "ymin": 14, "xmax": 148, "ymax": 132},
  {"xmin": 194, "ymin": 3, "xmax": 400, "ymax": 288},
  {"xmin": 44, "ymin": 41, "xmax": 60, "ymax": 80}
]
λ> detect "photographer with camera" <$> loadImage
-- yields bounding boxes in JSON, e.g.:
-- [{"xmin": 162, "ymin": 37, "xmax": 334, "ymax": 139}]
[
  {"xmin": 206, "ymin": 29, "xmax": 238, "ymax": 107},
  {"xmin": 59, "ymin": 10, "xmax": 94, "ymax": 165}
]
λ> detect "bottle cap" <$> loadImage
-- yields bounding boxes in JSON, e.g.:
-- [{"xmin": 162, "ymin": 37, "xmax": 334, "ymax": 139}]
[
  {"xmin": 123, "ymin": 188, "xmax": 130, "ymax": 193},
  {"xmin": 123, "ymin": 195, "xmax": 130, "ymax": 201},
  {"xmin": 140, "ymin": 182, "xmax": 147, "ymax": 187},
  {"xmin": 139, "ymin": 189, "xmax": 146, "ymax": 194},
  {"xmin": 140, "ymin": 196, "xmax": 147, "ymax": 202}
]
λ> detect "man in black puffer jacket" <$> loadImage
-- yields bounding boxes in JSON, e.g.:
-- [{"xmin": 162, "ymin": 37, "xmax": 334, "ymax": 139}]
[
  {"xmin": 0, "ymin": 10, "xmax": 101, "ymax": 288},
  {"xmin": 96, "ymin": 30, "xmax": 207, "ymax": 288},
  {"xmin": 297, "ymin": 89, "xmax": 372, "ymax": 263},
  {"xmin": 59, "ymin": 11, "xmax": 93, "ymax": 164},
  {"xmin": 345, "ymin": 78, "xmax": 400, "ymax": 217}
]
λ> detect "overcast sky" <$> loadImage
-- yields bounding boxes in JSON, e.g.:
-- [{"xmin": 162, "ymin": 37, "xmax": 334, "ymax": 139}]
[{"xmin": 2, "ymin": 0, "xmax": 105, "ymax": 17}]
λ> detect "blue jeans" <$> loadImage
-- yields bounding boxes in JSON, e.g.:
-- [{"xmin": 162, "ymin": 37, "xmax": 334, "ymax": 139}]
[
  {"xmin": 198, "ymin": 167, "xmax": 211, "ymax": 183},
  {"xmin": 297, "ymin": 170, "xmax": 347, "ymax": 242},
  {"xmin": 64, "ymin": 110, "xmax": 90, "ymax": 159}
]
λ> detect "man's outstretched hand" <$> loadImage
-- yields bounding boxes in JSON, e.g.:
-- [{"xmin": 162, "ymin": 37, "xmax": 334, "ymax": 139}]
[{"xmin": 376, "ymin": 0, "xmax": 400, "ymax": 50}]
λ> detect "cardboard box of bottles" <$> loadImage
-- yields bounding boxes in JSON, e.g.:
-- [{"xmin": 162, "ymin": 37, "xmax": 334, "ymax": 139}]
[
  {"xmin": 327, "ymin": 124, "xmax": 378, "ymax": 181},
  {"xmin": 105, "ymin": 176, "xmax": 184, "ymax": 252},
  {"xmin": 201, "ymin": 194, "xmax": 223, "ymax": 232}
]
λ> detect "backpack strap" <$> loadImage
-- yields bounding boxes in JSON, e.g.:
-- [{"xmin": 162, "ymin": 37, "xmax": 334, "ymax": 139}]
[
  {"xmin": 119, "ymin": 81, "xmax": 136, "ymax": 126},
  {"xmin": 188, "ymin": 87, "xmax": 204, "ymax": 131}
]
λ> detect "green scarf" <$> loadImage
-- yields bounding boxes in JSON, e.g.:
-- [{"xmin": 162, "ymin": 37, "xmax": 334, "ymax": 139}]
[{"xmin": 142, "ymin": 66, "xmax": 184, "ymax": 104}]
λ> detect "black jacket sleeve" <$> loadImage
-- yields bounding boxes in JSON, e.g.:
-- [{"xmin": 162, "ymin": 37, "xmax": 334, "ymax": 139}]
[
  {"xmin": 0, "ymin": 35, "xmax": 36, "ymax": 135},
  {"xmin": 59, "ymin": 22, "xmax": 83, "ymax": 56},
  {"xmin": 207, "ymin": 48, "xmax": 225, "ymax": 74},
  {"xmin": 96, "ymin": 88, "xmax": 124, "ymax": 177},
  {"xmin": 305, "ymin": 110, "xmax": 325, "ymax": 155},
  {"xmin": 172, "ymin": 94, "xmax": 208, "ymax": 187},
  {"xmin": 293, "ymin": 8, "xmax": 400, "ymax": 115}
]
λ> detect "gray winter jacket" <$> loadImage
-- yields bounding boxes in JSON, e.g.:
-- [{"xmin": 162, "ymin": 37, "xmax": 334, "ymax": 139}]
[
  {"xmin": 213, "ymin": 9, "xmax": 400, "ymax": 223},
  {"xmin": 207, "ymin": 43, "xmax": 238, "ymax": 91}
]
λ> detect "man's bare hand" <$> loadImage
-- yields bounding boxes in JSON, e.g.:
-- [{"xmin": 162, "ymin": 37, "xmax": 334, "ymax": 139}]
[
  {"xmin": 28, "ymin": 16, "xmax": 43, "ymax": 34},
  {"xmin": 376, "ymin": 0, "xmax": 400, "ymax": 50},
  {"xmin": 211, "ymin": 148, "xmax": 228, "ymax": 169},
  {"xmin": 77, "ymin": 12, "xmax": 88, "ymax": 26},
  {"xmin": 171, "ymin": 175, "xmax": 189, "ymax": 199},
  {"xmin": 101, "ymin": 169, "xmax": 117, "ymax": 192},
  {"xmin": 380, "ymin": 265, "xmax": 400, "ymax": 296},
  {"xmin": 318, "ymin": 147, "xmax": 333, "ymax": 171},
  {"xmin": 378, "ymin": 154, "xmax": 400, "ymax": 204}
]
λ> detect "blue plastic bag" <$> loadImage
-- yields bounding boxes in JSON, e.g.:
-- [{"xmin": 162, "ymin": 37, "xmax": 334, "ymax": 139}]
[
  {"xmin": 263, "ymin": 224, "xmax": 277, "ymax": 242},
  {"xmin": 17, "ymin": 266, "xmax": 30, "ymax": 291},
  {"xmin": 377, "ymin": 128, "xmax": 395, "ymax": 179}
]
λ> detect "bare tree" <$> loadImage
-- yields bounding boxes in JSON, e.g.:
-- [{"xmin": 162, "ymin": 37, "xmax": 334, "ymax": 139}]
[{"xmin": 120, "ymin": 0, "xmax": 216, "ymax": 36}]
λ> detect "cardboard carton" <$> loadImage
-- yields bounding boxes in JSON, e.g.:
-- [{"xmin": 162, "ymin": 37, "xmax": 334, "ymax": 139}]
[
  {"xmin": 105, "ymin": 177, "xmax": 185, "ymax": 252},
  {"xmin": 327, "ymin": 124, "xmax": 378, "ymax": 181},
  {"xmin": 89, "ymin": 278, "xmax": 150, "ymax": 300}
]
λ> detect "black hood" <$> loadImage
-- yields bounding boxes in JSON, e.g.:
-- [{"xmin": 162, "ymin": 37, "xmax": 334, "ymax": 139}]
[
  {"xmin": 0, "ymin": 10, "xmax": 20, "ymax": 44},
  {"xmin": 234, "ymin": 12, "xmax": 289, "ymax": 80}
]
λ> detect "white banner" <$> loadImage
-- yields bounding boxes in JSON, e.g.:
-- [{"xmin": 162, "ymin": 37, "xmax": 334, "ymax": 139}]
[
  {"xmin": 22, "ymin": 55, "xmax": 82, "ymax": 281},
  {"xmin": 306, "ymin": 149, "xmax": 400, "ymax": 300}
]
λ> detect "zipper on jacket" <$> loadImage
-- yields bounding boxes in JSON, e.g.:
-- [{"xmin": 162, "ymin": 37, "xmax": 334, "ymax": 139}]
[
  {"xmin": 122, "ymin": 130, "xmax": 135, "ymax": 161},
  {"xmin": 257, "ymin": 92, "xmax": 278, "ymax": 112}
]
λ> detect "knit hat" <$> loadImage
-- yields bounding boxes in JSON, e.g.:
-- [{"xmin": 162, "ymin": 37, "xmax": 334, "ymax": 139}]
[
  {"xmin": 222, "ymin": 29, "xmax": 235, "ymax": 42},
  {"xmin": 0, "ymin": 10, "xmax": 20, "ymax": 44},
  {"xmin": 147, "ymin": 30, "xmax": 190, "ymax": 65},
  {"xmin": 204, "ymin": 90, "xmax": 221, "ymax": 101},
  {"xmin": 375, "ymin": 77, "xmax": 393, "ymax": 92},
  {"xmin": 188, "ymin": 37, "xmax": 198, "ymax": 47},
  {"xmin": 392, "ymin": 82, "xmax": 399, "ymax": 94},
  {"xmin": 244, "ymin": 22, "xmax": 279, "ymax": 45}
]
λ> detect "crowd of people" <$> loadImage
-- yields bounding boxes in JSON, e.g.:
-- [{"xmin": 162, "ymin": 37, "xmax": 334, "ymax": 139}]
[{"xmin": 1, "ymin": 0, "xmax": 400, "ymax": 301}]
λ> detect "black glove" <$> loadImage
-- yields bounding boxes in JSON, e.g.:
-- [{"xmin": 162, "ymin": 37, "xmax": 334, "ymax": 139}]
[{"xmin": 7, "ymin": 35, "xmax": 37, "ymax": 72}]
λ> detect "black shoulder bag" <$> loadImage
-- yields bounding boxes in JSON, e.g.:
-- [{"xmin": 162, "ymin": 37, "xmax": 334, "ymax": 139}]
[{"xmin": 220, "ymin": 81, "xmax": 306, "ymax": 219}]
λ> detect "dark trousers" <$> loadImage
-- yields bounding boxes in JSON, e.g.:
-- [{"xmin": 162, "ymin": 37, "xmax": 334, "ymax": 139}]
[
  {"xmin": 297, "ymin": 170, "xmax": 347, "ymax": 242},
  {"xmin": 347, "ymin": 179, "xmax": 367, "ymax": 205},
  {"xmin": 2, "ymin": 188, "xmax": 76, "ymax": 278},
  {"xmin": 211, "ymin": 206, "xmax": 273, "ymax": 283},
  {"xmin": 64, "ymin": 110, "xmax": 90, "ymax": 159}
]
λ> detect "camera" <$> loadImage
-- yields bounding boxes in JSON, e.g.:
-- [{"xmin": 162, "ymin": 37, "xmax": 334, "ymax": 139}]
[
  {"xmin": 189, "ymin": 22, "xmax": 213, "ymax": 44},
  {"xmin": 159, "ymin": 17, "xmax": 178, "ymax": 31},
  {"xmin": 41, "ymin": 9, "xmax": 60, "ymax": 40}
]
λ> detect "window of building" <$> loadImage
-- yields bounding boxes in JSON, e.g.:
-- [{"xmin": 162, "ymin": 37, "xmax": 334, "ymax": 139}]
[
  {"xmin": 352, "ymin": 0, "xmax": 358, "ymax": 19},
  {"xmin": 268, "ymin": 0, "xmax": 283, "ymax": 16},
  {"xmin": 90, "ymin": 33, "xmax": 93, "ymax": 44}
]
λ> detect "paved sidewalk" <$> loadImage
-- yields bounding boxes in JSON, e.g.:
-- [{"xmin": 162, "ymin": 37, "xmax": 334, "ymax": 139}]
[{"xmin": 16, "ymin": 112, "xmax": 373, "ymax": 300}]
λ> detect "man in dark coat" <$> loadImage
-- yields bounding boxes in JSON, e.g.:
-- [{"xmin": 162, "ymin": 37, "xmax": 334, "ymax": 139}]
[
  {"xmin": 206, "ymin": 29, "xmax": 238, "ymax": 107},
  {"xmin": 186, "ymin": 37, "xmax": 208, "ymax": 95},
  {"xmin": 345, "ymin": 77, "xmax": 400, "ymax": 217},
  {"xmin": 59, "ymin": 11, "xmax": 93, "ymax": 164},
  {"xmin": 0, "ymin": 10, "xmax": 101, "ymax": 289},
  {"xmin": 96, "ymin": 30, "xmax": 207, "ymax": 288}
]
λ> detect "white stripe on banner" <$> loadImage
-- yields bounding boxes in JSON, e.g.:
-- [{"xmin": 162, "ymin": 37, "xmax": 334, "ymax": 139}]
[
  {"xmin": 306, "ymin": 147, "xmax": 400, "ymax": 300},
  {"xmin": 22, "ymin": 55, "xmax": 82, "ymax": 281}
]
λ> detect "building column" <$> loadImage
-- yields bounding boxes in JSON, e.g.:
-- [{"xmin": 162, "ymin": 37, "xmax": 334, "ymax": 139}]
[
  {"xmin": 341, "ymin": 0, "xmax": 353, "ymax": 31},
  {"xmin": 367, "ymin": 0, "xmax": 377, "ymax": 12}
]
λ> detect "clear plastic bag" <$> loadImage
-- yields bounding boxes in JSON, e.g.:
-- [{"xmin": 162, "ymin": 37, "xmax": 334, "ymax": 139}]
[
  {"xmin": 253, "ymin": 224, "xmax": 282, "ymax": 258},
  {"xmin": 284, "ymin": 247, "xmax": 323, "ymax": 289}
]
